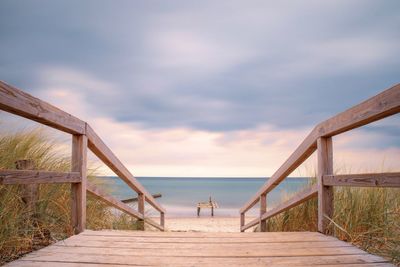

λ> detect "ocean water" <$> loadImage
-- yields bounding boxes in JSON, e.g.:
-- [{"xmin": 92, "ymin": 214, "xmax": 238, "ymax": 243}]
[{"xmin": 95, "ymin": 177, "xmax": 312, "ymax": 217}]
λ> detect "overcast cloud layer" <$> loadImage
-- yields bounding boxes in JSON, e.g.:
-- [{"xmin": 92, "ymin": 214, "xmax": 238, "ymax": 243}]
[{"xmin": 0, "ymin": 1, "xmax": 399, "ymax": 176}]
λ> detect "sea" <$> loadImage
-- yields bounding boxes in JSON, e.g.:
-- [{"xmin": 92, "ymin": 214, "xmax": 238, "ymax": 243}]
[{"xmin": 95, "ymin": 176, "xmax": 312, "ymax": 218}]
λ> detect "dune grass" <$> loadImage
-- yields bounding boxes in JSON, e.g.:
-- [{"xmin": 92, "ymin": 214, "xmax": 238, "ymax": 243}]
[
  {"xmin": 263, "ymin": 179, "xmax": 400, "ymax": 265},
  {"xmin": 0, "ymin": 128, "xmax": 140, "ymax": 264}
]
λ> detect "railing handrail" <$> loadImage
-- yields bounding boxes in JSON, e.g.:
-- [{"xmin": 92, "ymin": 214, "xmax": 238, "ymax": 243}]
[
  {"xmin": 240, "ymin": 83, "xmax": 400, "ymax": 214},
  {"xmin": 0, "ymin": 81, "xmax": 165, "ymax": 230},
  {"xmin": 240, "ymin": 83, "xmax": 400, "ymax": 232}
]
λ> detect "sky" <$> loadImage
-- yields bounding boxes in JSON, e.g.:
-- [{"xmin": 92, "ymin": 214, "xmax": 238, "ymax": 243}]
[{"xmin": 0, "ymin": 0, "xmax": 399, "ymax": 177}]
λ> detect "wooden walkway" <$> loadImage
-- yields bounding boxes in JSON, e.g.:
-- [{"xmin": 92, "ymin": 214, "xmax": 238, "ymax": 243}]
[{"xmin": 6, "ymin": 230, "xmax": 394, "ymax": 267}]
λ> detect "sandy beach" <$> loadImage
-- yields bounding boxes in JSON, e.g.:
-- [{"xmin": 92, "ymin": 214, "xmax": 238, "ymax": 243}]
[{"xmin": 157, "ymin": 217, "xmax": 257, "ymax": 232}]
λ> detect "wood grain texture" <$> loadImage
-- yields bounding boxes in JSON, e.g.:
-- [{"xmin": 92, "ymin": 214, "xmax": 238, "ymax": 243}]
[
  {"xmin": 71, "ymin": 134, "xmax": 87, "ymax": 234},
  {"xmin": 240, "ymin": 83, "xmax": 400, "ymax": 215},
  {"xmin": 317, "ymin": 137, "xmax": 333, "ymax": 234},
  {"xmin": 242, "ymin": 185, "xmax": 318, "ymax": 232},
  {"xmin": 160, "ymin": 212, "xmax": 165, "ymax": 228},
  {"xmin": 0, "ymin": 81, "xmax": 85, "ymax": 134},
  {"xmin": 0, "ymin": 170, "xmax": 81, "ymax": 184},
  {"xmin": 317, "ymin": 83, "xmax": 400, "ymax": 137},
  {"xmin": 6, "ymin": 230, "xmax": 393, "ymax": 267},
  {"xmin": 259, "ymin": 194, "xmax": 267, "ymax": 232},
  {"xmin": 240, "ymin": 213, "xmax": 245, "ymax": 232},
  {"xmin": 137, "ymin": 193, "xmax": 145, "ymax": 230},
  {"xmin": 86, "ymin": 124, "xmax": 165, "ymax": 213},
  {"xmin": 323, "ymin": 173, "xmax": 400, "ymax": 187},
  {"xmin": 6, "ymin": 260, "xmax": 394, "ymax": 267}
]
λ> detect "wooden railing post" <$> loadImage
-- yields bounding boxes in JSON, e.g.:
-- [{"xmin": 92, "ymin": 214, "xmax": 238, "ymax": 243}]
[
  {"xmin": 137, "ymin": 193, "xmax": 145, "ymax": 230},
  {"xmin": 15, "ymin": 159, "xmax": 38, "ymax": 210},
  {"xmin": 71, "ymin": 134, "xmax": 87, "ymax": 234},
  {"xmin": 317, "ymin": 137, "xmax": 333, "ymax": 234},
  {"xmin": 240, "ymin": 213, "xmax": 245, "ymax": 232},
  {"xmin": 160, "ymin": 212, "xmax": 165, "ymax": 229},
  {"xmin": 259, "ymin": 194, "xmax": 267, "ymax": 232}
]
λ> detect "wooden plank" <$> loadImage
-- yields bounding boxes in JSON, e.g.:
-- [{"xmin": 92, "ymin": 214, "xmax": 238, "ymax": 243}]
[
  {"xmin": 323, "ymin": 172, "xmax": 400, "ymax": 187},
  {"xmin": 242, "ymin": 185, "xmax": 318, "ymax": 232},
  {"xmin": 10, "ymin": 256, "xmax": 393, "ymax": 267},
  {"xmin": 0, "ymin": 170, "xmax": 81, "ymax": 184},
  {"xmin": 87, "ymin": 182, "xmax": 144, "ymax": 220},
  {"xmin": 80, "ymin": 230, "xmax": 330, "ymax": 238},
  {"xmin": 6, "ymin": 260, "xmax": 395, "ymax": 267},
  {"xmin": 121, "ymin": 193, "xmax": 161, "ymax": 203},
  {"xmin": 71, "ymin": 134, "xmax": 87, "ymax": 234},
  {"xmin": 7, "ymin": 231, "xmax": 392, "ymax": 266},
  {"xmin": 30, "ymin": 244, "xmax": 369, "ymax": 257},
  {"xmin": 318, "ymin": 83, "xmax": 400, "ymax": 137},
  {"xmin": 64, "ymin": 234, "xmax": 338, "ymax": 243},
  {"xmin": 317, "ymin": 137, "xmax": 333, "ymax": 234},
  {"xmin": 240, "ymin": 83, "xmax": 400, "ymax": 215},
  {"xmin": 86, "ymin": 124, "xmax": 165, "ymax": 213},
  {"xmin": 0, "ymin": 81, "xmax": 85, "ymax": 134},
  {"xmin": 54, "ymin": 239, "xmax": 353, "ymax": 249}
]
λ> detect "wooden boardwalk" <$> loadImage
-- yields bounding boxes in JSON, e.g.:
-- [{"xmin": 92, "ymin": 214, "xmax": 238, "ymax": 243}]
[{"xmin": 6, "ymin": 230, "xmax": 393, "ymax": 267}]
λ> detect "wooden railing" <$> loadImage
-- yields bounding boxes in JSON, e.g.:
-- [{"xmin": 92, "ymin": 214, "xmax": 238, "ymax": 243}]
[
  {"xmin": 240, "ymin": 84, "xmax": 400, "ymax": 233},
  {"xmin": 0, "ymin": 81, "xmax": 165, "ymax": 233}
]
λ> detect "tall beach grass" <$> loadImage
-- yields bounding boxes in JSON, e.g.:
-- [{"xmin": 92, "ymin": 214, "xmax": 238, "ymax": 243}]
[{"xmin": 0, "ymin": 128, "xmax": 140, "ymax": 264}]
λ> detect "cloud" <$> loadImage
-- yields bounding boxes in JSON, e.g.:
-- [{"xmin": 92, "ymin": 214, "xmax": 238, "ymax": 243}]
[
  {"xmin": 7, "ymin": 67, "xmax": 393, "ymax": 177},
  {"xmin": 0, "ymin": 0, "xmax": 399, "ymax": 175}
]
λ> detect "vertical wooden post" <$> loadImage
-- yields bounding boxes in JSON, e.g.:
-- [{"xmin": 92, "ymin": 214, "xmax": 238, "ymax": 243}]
[
  {"xmin": 137, "ymin": 193, "xmax": 145, "ymax": 230},
  {"xmin": 71, "ymin": 134, "xmax": 87, "ymax": 234},
  {"xmin": 259, "ymin": 193, "xmax": 267, "ymax": 232},
  {"xmin": 160, "ymin": 212, "xmax": 165, "ymax": 230},
  {"xmin": 317, "ymin": 137, "xmax": 333, "ymax": 234},
  {"xmin": 15, "ymin": 159, "xmax": 38, "ymax": 210},
  {"xmin": 240, "ymin": 213, "xmax": 245, "ymax": 232}
]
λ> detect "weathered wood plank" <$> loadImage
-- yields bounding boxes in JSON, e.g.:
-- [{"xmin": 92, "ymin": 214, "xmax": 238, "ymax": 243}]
[
  {"xmin": 0, "ymin": 81, "xmax": 86, "ymax": 134},
  {"xmin": 0, "ymin": 170, "xmax": 81, "ymax": 184},
  {"xmin": 86, "ymin": 124, "xmax": 165, "ymax": 213},
  {"xmin": 71, "ymin": 134, "xmax": 87, "ymax": 234},
  {"xmin": 80, "ymin": 229, "xmax": 330, "ymax": 238},
  {"xmin": 323, "ymin": 173, "xmax": 400, "ymax": 187},
  {"xmin": 121, "ymin": 193, "xmax": 161, "ymax": 203},
  {"xmin": 64, "ymin": 235, "xmax": 338, "ymax": 243},
  {"xmin": 317, "ymin": 137, "xmax": 333, "ymax": 234},
  {"xmin": 7, "ymin": 231, "xmax": 393, "ymax": 267},
  {"xmin": 54, "ymin": 239, "xmax": 353, "ymax": 249},
  {"xmin": 87, "ymin": 182, "xmax": 144, "ymax": 220},
  {"xmin": 318, "ymin": 83, "xmax": 400, "ymax": 137},
  {"xmin": 242, "ymin": 185, "xmax": 318, "ymax": 232},
  {"xmin": 29, "ymin": 244, "xmax": 369, "ymax": 257},
  {"xmin": 5, "ymin": 260, "xmax": 394, "ymax": 267}
]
